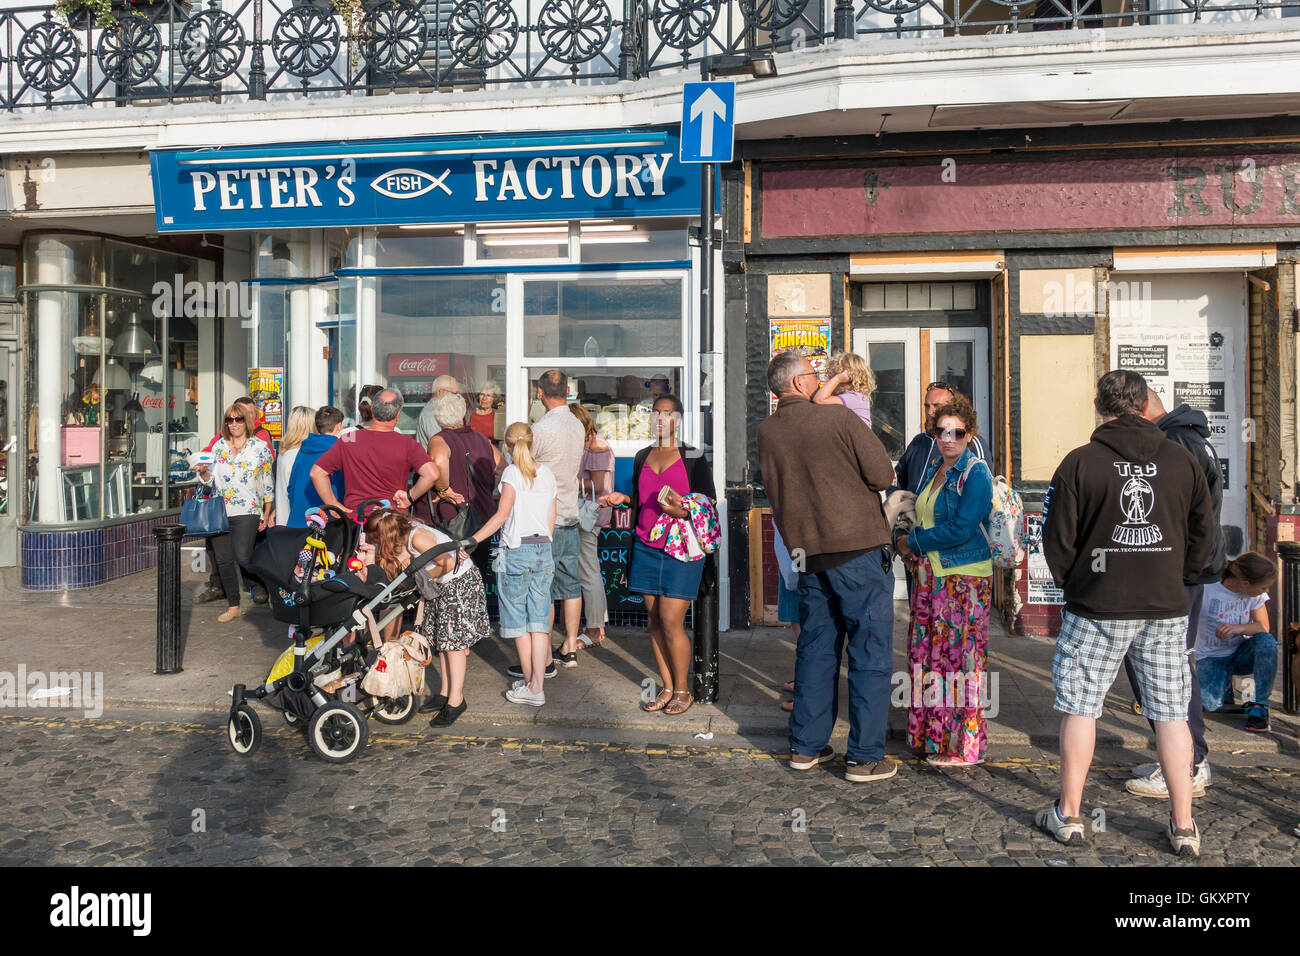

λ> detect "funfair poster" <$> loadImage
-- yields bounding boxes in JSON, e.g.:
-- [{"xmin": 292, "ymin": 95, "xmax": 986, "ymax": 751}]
[
  {"xmin": 769, "ymin": 318, "xmax": 831, "ymax": 414},
  {"xmin": 247, "ymin": 368, "xmax": 284, "ymax": 441}
]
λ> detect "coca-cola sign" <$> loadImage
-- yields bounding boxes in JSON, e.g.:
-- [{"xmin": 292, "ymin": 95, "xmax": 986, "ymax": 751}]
[{"xmin": 387, "ymin": 354, "xmax": 450, "ymax": 378}]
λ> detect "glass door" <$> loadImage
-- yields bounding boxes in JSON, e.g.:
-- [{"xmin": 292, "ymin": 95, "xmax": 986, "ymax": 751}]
[
  {"xmin": 929, "ymin": 327, "xmax": 991, "ymax": 455},
  {"xmin": 0, "ymin": 344, "xmax": 15, "ymax": 567}
]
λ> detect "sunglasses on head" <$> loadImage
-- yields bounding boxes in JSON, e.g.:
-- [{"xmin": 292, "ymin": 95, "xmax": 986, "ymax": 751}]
[{"xmin": 926, "ymin": 382, "xmax": 952, "ymax": 394}]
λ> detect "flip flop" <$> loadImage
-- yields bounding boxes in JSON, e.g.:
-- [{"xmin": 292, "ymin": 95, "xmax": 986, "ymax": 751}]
[
  {"xmin": 575, "ymin": 632, "xmax": 604, "ymax": 650},
  {"xmin": 641, "ymin": 689, "xmax": 673, "ymax": 712}
]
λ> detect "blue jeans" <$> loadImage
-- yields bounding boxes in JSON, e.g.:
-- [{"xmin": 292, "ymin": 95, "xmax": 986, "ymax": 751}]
[
  {"xmin": 791, "ymin": 547, "xmax": 895, "ymax": 763},
  {"xmin": 496, "ymin": 544, "xmax": 555, "ymax": 639},
  {"xmin": 1198, "ymin": 633, "xmax": 1278, "ymax": 713}
]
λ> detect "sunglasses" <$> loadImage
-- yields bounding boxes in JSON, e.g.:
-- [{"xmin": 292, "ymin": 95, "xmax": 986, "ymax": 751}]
[
  {"xmin": 937, "ymin": 427, "xmax": 968, "ymax": 441},
  {"xmin": 926, "ymin": 382, "xmax": 953, "ymax": 393},
  {"xmin": 225, "ymin": 417, "xmax": 245, "ymax": 425}
]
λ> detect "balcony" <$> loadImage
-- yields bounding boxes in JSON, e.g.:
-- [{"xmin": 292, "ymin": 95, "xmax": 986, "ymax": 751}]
[{"xmin": 0, "ymin": 0, "xmax": 1297, "ymax": 112}]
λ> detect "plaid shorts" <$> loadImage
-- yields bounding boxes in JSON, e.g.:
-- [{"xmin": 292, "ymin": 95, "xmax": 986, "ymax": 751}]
[{"xmin": 1053, "ymin": 611, "xmax": 1191, "ymax": 722}]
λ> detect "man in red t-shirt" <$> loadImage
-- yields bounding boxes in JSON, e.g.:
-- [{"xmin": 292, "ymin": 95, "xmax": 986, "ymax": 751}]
[{"xmin": 311, "ymin": 388, "xmax": 438, "ymax": 515}]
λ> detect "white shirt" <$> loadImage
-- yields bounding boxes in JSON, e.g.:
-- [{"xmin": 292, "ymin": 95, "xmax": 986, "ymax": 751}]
[
  {"xmin": 1194, "ymin": 580, "xmax": 1269, "ymax": 661},
  {"xmin": 274, "ymin": 446, "xmax": 300, "ymax": 524},
  {"xmin": 407, "ymin": 524, "xmax": 472, "ymax": 587},
  {"xmin": 498, "ymin": 463, "xmax": 557, "ymax": 549}
]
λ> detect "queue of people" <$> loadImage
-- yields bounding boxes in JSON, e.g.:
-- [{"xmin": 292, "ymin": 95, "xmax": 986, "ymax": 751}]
[{"xmin": 192, "ymin": 352, "xmax": 1286, "ymax": 858}]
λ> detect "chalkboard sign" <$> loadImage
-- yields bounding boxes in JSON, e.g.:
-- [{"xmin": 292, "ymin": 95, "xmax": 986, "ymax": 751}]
[{"xmin": 599, "ymin": 520, "xmax": 644, "ymax": 611}]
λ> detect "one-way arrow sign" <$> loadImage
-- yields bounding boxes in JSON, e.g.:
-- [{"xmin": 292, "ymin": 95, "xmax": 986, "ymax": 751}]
[{"xmin": 680, "ymin": 81, "xmax": 735, "ymax": 164}]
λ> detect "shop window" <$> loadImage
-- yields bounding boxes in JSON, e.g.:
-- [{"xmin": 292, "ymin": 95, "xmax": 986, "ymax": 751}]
[
  {"xmin": 0, "ymin": 248, "xmax": 16, "ymax": 298},
  {"xmin": 862, "ymin": 282, "xmax": 977, "ymax": 312},
  {"xmin": 578, "ymin": 219, "xmax": 690, "ymax": 264},
  {"xmin": 531, "ymin": 367, "xmax": 683, "ymax": 443},
  {"xmin": 23, "ymin": 236, "xmax": 208, "ymax": 525},
  {"xmin": 376, "ymin": 227, "xmax": 465, "ymax": 267},
  {"xmin": 522, "ymin": 275, "xmax": 684, "ymax": 358},
  {"xmin": 375, "ymin": 274, "xmax": 507, "ymax": 437},
  {"xmin": 475, "ymin": 221, "xmax": 570, "ymax": 262},
  {"xmin": 866, "ymin": 341, "xmax": 907, "ymax": 461}
]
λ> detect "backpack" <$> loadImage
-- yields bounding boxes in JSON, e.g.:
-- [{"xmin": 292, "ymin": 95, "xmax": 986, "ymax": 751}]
[{"xmin": 957, "ymin": 460, "xmax": 1026, "ymax": 569}]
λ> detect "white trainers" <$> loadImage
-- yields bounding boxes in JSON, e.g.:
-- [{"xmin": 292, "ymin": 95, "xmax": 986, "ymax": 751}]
[
  {"xmin": 1169, "ymin": 818, "xmax": 1201, "ymax": 858},
  {"xmin": 1125, "ymin": 761, "xmax": 1210, "ymax": 798},
  {"xmin": 1035, "ymin": 802, "xmax": 1087, "ymax": 845},
  {"xmin": 505, "ymin": 683, "xmax": 545, "ymax": 707}
]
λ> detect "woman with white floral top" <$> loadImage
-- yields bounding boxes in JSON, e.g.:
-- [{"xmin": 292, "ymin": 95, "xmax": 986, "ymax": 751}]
[{"xmin": 194, "ymin": 403, "xmax": 275, "ymax": 622}]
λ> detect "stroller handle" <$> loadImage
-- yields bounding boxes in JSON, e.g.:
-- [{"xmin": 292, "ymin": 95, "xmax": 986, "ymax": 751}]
[
  {"xmin": 354, "ymin": 498, "xmax": 392, "ymax": 524},
  {"xmin": 407, "ymin": 537, "xmax": 479, "ymax": 576}
]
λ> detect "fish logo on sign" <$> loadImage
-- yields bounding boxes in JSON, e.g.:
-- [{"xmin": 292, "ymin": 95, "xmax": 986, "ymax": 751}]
[{"xmin": 371, "ymin": 168, "xmax": 452, "ymax": 200}]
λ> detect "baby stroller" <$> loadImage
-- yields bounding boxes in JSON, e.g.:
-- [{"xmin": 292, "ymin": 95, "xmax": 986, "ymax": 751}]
[{"xmin": 224, "ymin": 499, "xmax": 476, "ymax": 763}]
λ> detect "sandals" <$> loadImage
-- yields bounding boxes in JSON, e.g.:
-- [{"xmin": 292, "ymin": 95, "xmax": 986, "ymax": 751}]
[
  {"xmin": 575, "ymin": 629, "xmax": 605, "ymax": 650},
  {"xmin": 217, "ymin": 607, "xmax": 242, "ymax": 623},
  {"xmin": 926, "ymin": 754, "xmax": 984, "ymax": 767},
  {"xmin": 781, "ymin": 680, "xmax": 795, "ymax": 694},
  {"xmin": 641, "ymin": 689, "xmax": 673, "ymax": 712},
  {"xmin": 664, "ymin": 691, "xmax": 694, "ymax": 716}
]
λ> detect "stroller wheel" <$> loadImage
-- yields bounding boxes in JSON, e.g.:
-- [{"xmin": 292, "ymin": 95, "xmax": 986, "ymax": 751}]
[
  {"xmin": 372, "ymin": 694, "xmax": 417, "ymax": 726},
  {"xmin": 227, "ymin": 704, "xmax": 262, "ymax": 756},
  {"xmin": 307, "ymin": 700, "xmax": 369, "ymax": 763}
]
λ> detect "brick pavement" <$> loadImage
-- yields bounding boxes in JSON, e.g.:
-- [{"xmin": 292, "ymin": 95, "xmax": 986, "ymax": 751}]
[{"xmin": 0, "ymin": 711, "xmax": 1296, "ymax": 866}]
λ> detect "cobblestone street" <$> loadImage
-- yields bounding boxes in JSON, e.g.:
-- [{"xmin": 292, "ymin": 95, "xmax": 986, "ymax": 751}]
[{"xmin": 2, "ymin": 710, "xmax": 1296, "ymax": 867}]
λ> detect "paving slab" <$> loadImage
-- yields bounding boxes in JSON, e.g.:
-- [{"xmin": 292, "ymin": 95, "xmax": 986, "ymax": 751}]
[{"xmin": 0, "ymin": 566, "xmax": 1294, "ymax": 754}]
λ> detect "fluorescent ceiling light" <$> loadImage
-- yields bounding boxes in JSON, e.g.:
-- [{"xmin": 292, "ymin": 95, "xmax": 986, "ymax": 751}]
[
  {"xmin": 481, "ymin": 238, "xmax": 567, "ymax": 247},
  {"xmin": 578, "ymin": 236, "xmax": 650, "ymax": 244},
  {"xmin": 477, "ymin": 225, "xmax": 569, "ymax": 236},
  {"xmin": 580, "ymin": 224, "xmax": 635, "ymax": 233},
  {"xmin": 398, "ymin": 223, "xmax": 464, "ymax": 230}
]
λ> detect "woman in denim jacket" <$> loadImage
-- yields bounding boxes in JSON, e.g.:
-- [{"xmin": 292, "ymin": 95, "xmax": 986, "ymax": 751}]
[{"xmin": 893, "ymin": 394, "xmax": 993, "ymax": 766}]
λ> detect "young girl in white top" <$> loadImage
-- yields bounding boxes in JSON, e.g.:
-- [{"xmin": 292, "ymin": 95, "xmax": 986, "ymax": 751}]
[{"xmin": 473, "ymin": 422, "xmax": 558, "ymax": 707}]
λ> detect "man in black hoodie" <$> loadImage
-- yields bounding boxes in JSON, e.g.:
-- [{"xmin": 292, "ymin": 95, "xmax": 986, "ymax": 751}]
[
  {"xmin": 1035, "ymin": 370, "xmax": 1215, "ymax": 858},
  {"xmin": 1123, "ymin": 389, "xmax": 1228, "ymax": 799}
]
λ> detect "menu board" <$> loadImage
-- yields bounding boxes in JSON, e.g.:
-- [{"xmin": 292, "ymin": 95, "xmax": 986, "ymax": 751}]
[{"xmin": 768, "ymin": 318, "xmax": 831, "ymax": 414}]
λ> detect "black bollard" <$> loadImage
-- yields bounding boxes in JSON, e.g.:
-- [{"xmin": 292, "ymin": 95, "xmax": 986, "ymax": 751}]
[
  {"xmin": 154, "ymin": 524, "xmax": 187, "ymax": 675},
  {"xmin": 1279, "ymin": 541, "xmax": 1299, "ymax": 714},
  {"xmin": 692, "ymin": 556, "xmax": 719, "ymax": 703}
]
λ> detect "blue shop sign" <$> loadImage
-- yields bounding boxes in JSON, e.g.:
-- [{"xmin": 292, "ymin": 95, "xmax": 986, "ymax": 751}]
[{"xmin": 149, "ymin": 128, "xmax": 704, "ymax": 232}]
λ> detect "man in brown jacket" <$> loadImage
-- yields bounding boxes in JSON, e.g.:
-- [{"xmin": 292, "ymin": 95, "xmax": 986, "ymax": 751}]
[{"xmin": 757, "ymin": 350, "xmax": 899, "ymax": 783}]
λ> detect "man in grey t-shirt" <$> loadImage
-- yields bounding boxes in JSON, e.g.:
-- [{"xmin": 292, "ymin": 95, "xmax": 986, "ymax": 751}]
[
  {"xmin": 530, "ymin": 369, "xmax": 586, "ymax": 666},
  {"xmin": 415, "ymin": 375, "xmax": 461, "ymax": 449}
]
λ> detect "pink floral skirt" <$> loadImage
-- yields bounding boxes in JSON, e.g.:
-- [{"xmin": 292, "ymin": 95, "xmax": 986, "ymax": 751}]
[{"xmin": 906, "ymin": 559, "xmax": 992, "ymax": 762}]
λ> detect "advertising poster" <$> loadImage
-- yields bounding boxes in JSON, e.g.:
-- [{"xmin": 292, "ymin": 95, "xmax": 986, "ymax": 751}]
[
  {"xmin": 1024, "ymin": 514, "xmax": 1064, "ymax": 605},
  {"xmin": 1112, "ymin": 326, "xmax": 1231, "ymax": 488},
  {"xmin": 768, "ymin": 318, "xmax": 831, "ymax": 414},
  {"xmin": 247, "ymin": 368, "xmax": 284, "ymax": 441}
]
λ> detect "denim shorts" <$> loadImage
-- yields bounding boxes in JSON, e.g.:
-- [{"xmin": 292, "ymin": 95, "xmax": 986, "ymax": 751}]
[
  {"xmin": 628, "ymin": 537, "xmax": 704, "ymax": 601},
  {"xmin": 550, "ymin": 523, "xmax": 583, "ymax": 600},
  {"xmin": 496, "ymin": 543, "xmax": 555, "ymax": 639}
]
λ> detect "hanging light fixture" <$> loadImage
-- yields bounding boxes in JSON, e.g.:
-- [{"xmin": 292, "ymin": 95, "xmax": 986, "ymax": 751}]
[
  {"xmin": 91, "ymin": 358, "xmax": 131, "ymax": 390},
  {"xmin": 113, "ymin": 312, "xmax": 158, "ymax": 358}
]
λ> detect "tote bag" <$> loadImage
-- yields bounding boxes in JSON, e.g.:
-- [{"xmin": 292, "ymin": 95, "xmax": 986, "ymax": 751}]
[{"xmin": 180, "ymin": 484, "xmax": 229, "ymax": 536}]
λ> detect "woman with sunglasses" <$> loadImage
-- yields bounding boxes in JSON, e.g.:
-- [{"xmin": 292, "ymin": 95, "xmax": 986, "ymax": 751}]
[
  {"xmin": 193, "ymin": 403, "xmax": 274, "ymax": 623},
  {"xmin": 892, "ymin": 394, "xmax": 994, "ymax": 766}
]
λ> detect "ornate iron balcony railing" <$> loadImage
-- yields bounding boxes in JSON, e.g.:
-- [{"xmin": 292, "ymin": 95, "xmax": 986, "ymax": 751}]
[{"xmin": 1, "ymin": 0, "xmax": 1295, "ymax": 112}]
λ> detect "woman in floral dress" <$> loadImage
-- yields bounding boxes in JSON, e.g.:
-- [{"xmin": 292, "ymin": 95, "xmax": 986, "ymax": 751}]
[
  {"xmin": 364, "ymin": 508, "xmax": 490, "ymax": 728},
  {"xmin": 892, "ymin": 393, "xmax": 993, "ymax": 766},
  {"xmin": 193, "ymin": 403, "xmax": 274, "ymax": 623}
]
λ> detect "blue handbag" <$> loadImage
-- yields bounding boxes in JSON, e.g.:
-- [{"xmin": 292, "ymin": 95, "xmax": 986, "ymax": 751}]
[{"xmin": 180, "ymin": 484, "xmax": 229, "ymax": 536}]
